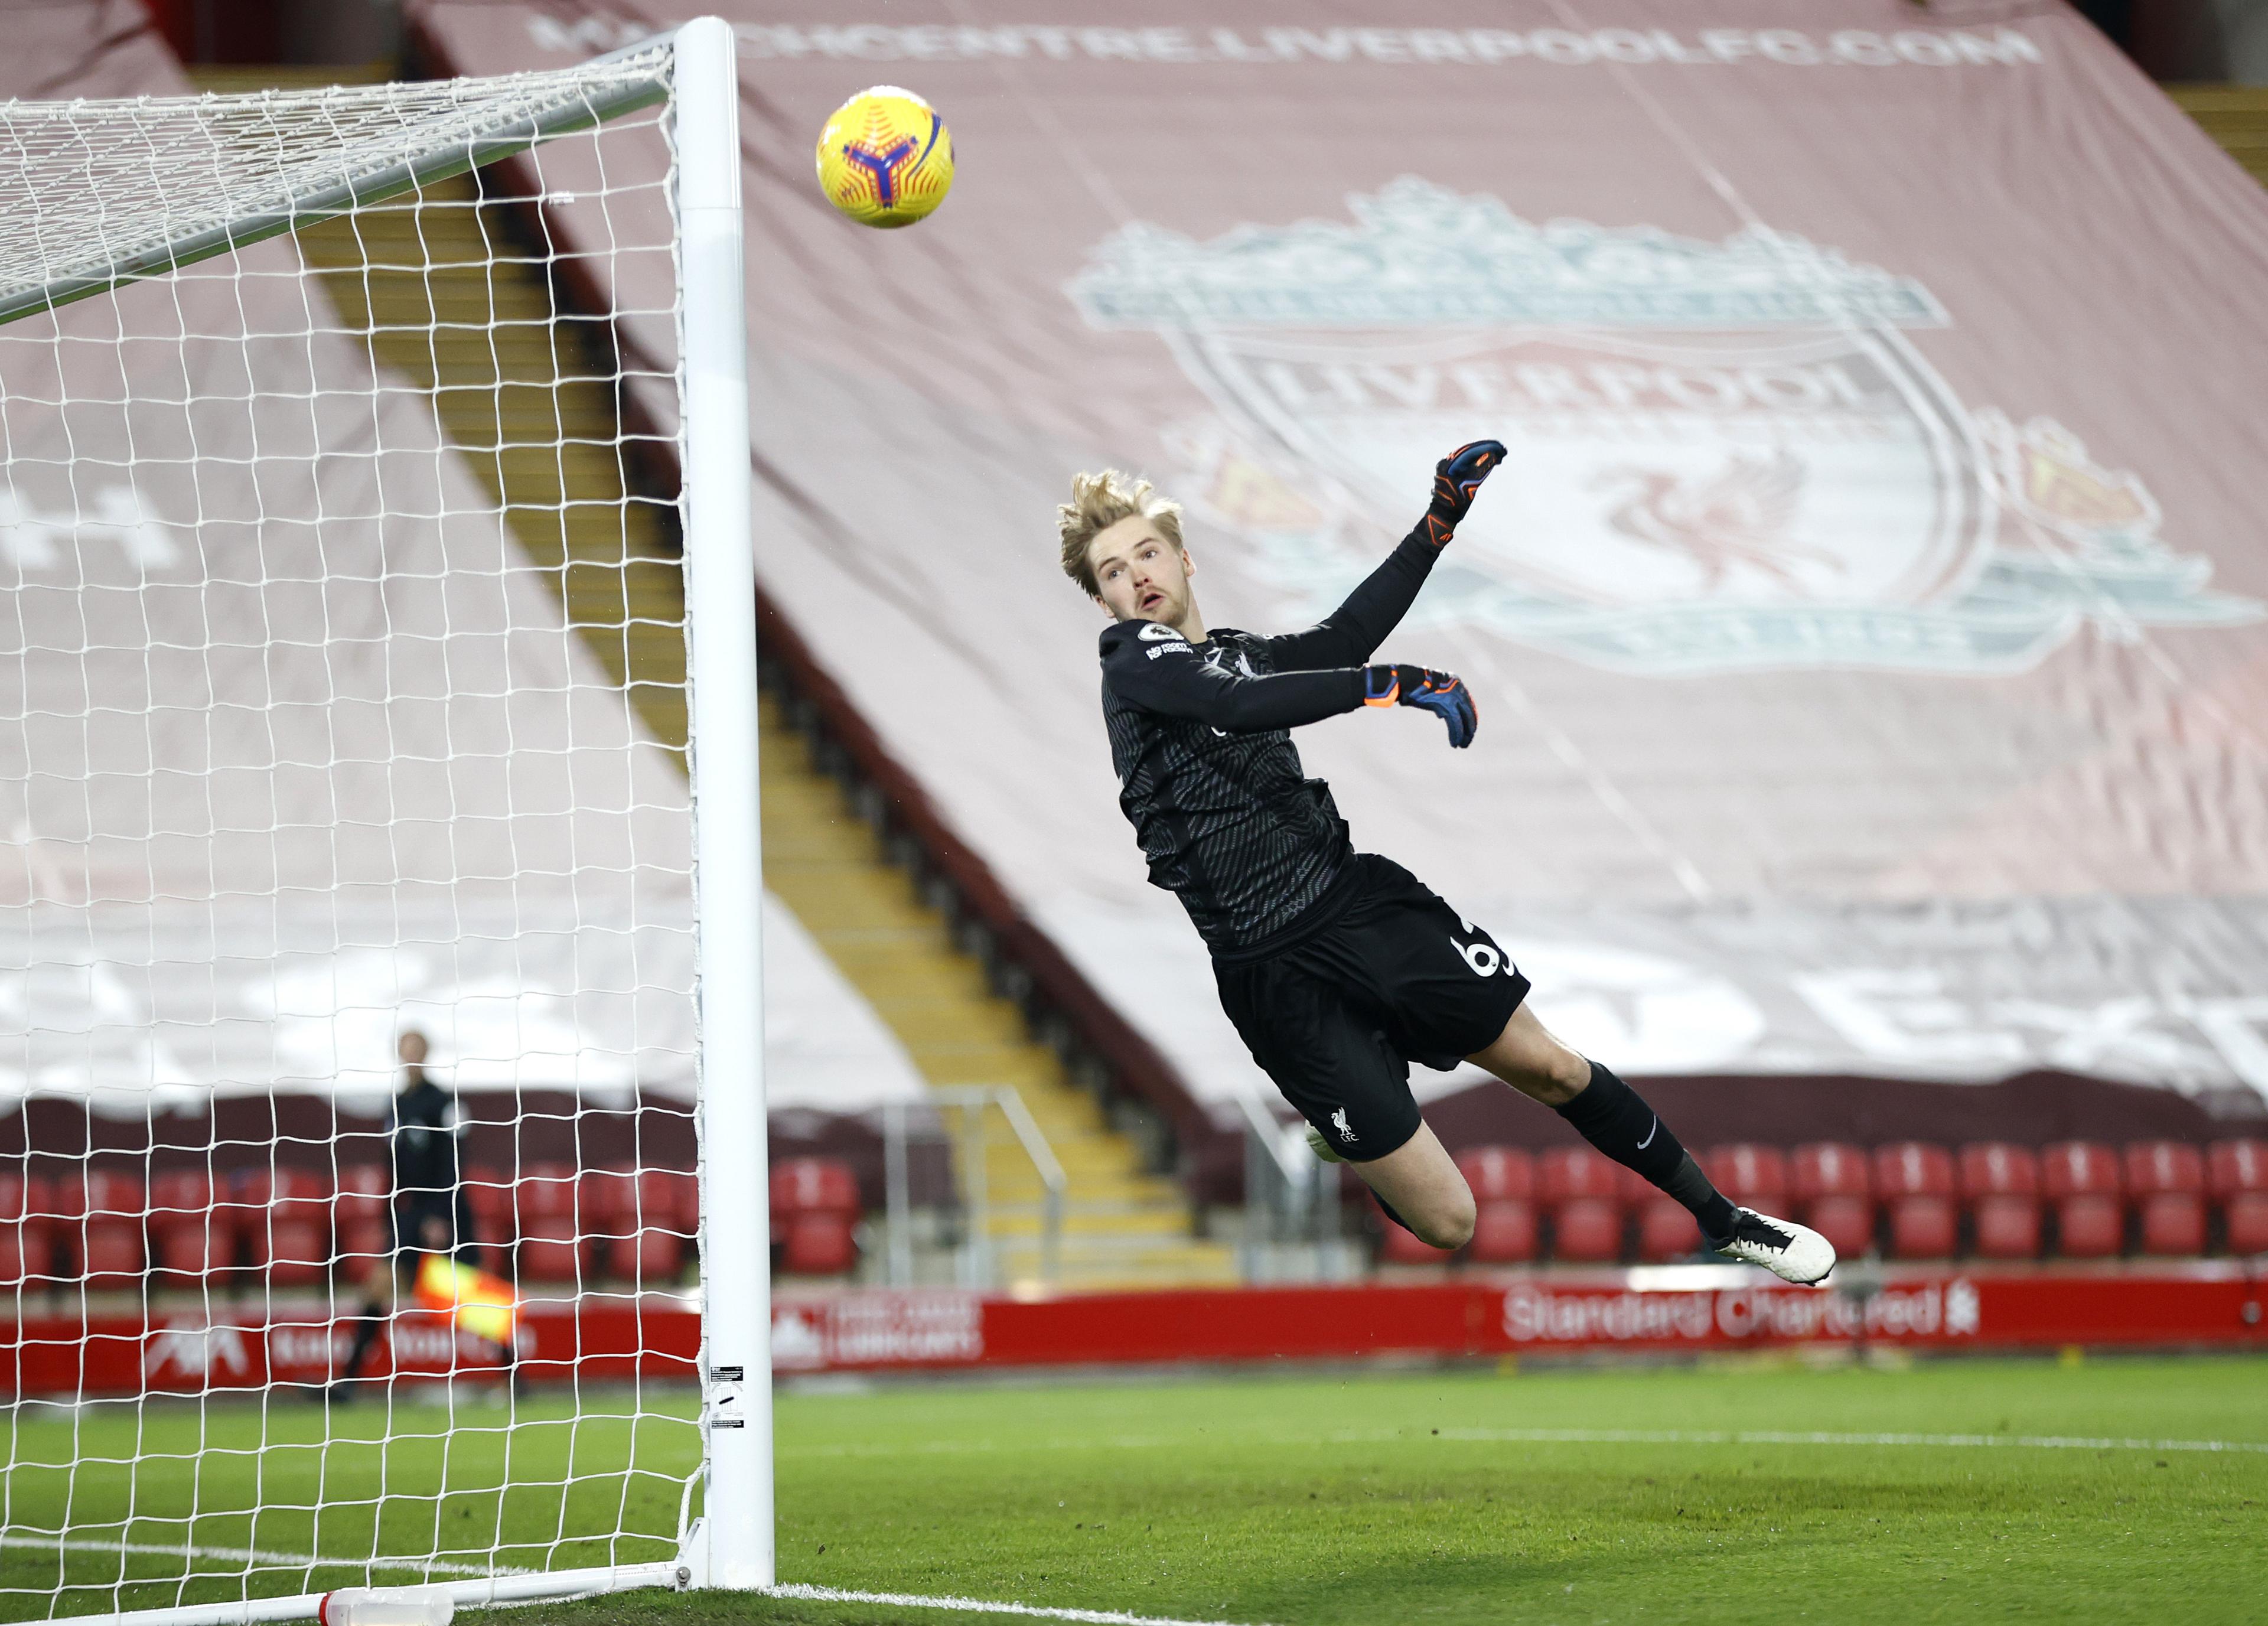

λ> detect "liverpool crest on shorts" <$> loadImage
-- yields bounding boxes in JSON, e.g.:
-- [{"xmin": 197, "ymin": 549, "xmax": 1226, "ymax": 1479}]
[{"xmin": 1067, "ymin": 179, "xmax": 2257, "ymax": 674}]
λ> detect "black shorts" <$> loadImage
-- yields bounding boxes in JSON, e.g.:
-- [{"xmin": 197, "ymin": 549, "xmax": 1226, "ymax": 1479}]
[{"xmin": 1213, "ymin": 854, "xmax": 1529, "ymax": 1164}]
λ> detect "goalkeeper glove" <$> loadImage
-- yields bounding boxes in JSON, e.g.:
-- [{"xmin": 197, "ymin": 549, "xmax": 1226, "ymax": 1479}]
[
  {"xmin": 1364, "ymin": 664, "xmax": 1477, "ymax": 750},
  {"xmin": 1419, "ymin": 439, "xmax": 1506, "ymax": 547}
]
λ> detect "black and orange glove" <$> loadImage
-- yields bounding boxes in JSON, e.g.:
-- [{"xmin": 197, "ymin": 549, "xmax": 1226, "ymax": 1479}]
[
  {"xmin": 1419, "ymin": 439, "xmax": 1506, "ymax": 547},
  {"xmin": 1364, "ymin": 664, "xmax": 1477, "ymax": 749}
]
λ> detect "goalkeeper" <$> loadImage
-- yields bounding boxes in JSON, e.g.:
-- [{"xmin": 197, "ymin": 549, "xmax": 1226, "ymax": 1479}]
[{"xmin": 1063, "ymin": 444, "xmax": 1831, "ymax": 1283}]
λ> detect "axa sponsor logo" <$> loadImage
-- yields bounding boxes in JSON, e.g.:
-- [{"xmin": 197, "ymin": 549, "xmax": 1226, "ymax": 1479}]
[{"xmin": 1068, "ymin": 180, "xmax": 2258, "ymax": 674}]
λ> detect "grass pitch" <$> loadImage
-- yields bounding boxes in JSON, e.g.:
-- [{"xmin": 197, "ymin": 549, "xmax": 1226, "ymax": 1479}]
[{"xmin": 4, "ymin": 1355, "xmax": 2263, "ymax": 1624}]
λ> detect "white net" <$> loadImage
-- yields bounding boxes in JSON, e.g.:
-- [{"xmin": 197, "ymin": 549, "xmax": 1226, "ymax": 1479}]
[{"xmin": 0, "ymin": 50, "xmax": 710, "ymax": 1622}]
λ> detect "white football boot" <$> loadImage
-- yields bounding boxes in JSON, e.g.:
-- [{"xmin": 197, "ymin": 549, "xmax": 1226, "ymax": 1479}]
[
  {"xmin": 1304, "ymin": 1125, "xmax": 1344, "ymax": 1164},
  {"xmin": 1709, "ymin": 1207, "xmax": 1836, "ymax": 1285}
]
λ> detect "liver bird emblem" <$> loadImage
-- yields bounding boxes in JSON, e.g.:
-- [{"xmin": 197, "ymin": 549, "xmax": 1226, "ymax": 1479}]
[{"xmin": 1594, "ymin": 451, "xmax": 1837, "ymax": 592}]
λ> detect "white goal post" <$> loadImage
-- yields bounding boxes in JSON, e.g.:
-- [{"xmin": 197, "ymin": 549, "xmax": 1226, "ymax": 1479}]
[{"xmin": 0, "ymin": 15, "xmax": 768, "ymax": 1620}]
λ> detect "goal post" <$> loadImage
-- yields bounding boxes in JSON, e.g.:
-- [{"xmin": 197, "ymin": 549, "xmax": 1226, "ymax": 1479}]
[
  {"xmin": 0, "ymin": 16, "xmax": 768, "ymax": 1621},
  {"xmin": 673, "ymin": 12, "xmax": 775, "ymax": 1596}
]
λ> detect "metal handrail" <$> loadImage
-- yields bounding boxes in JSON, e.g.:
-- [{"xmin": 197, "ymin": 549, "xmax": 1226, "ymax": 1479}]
[
  {"xmin": 1235, "ymin": 1088, "xmax": 1344, "ymax": 1281},
  {"xmin": 878, "ymin": 1086, "xmax": 1065, "ymax": 1291},
  {"xmin": 991, "ymin": 1087, "xmax": 1067, "ymax": 1287}
]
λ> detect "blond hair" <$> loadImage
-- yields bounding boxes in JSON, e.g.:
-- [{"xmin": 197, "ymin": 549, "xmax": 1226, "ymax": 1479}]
[{"xmin": 1057, "ymin": 469, "xmax": 1183, "ymax": 597}]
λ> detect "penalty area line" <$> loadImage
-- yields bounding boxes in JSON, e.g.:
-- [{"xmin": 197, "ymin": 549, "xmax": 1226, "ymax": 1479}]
[{"xmin": 767, "ymin": 1583, "xmax": 1268, "ymax": 1626}]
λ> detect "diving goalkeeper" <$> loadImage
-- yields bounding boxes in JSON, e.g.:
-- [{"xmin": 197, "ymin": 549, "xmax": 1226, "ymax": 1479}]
[{"xmin": 1063, "ymin": 444, "xmax": 1832, "ymax": 1283}]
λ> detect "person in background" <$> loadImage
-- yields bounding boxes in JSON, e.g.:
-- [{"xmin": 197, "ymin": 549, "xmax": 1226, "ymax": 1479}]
[{"xmin": 331, "ymin": 1030, "xmax": 518, "ymax": 1399}]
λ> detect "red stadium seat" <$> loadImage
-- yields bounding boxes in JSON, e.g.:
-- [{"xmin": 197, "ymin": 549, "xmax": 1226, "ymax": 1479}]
[
  {"xmin": 2208, "ymin": 1139, "xmax": 2267, "ymax": 1197},
  {"xmin": 1467, "ymin": 1200, "xmax": 1536, "ymax": 1265},
  {"xmin": 1959, "ymin": 1143, "xmax": 2042, "ymax": 1261},
  {"xmin": 771, "ymin": 1158, "xmax": 861, "ymax": 1216},
  {"xmin": 1379, "ymin": 1211, "xmax": 1457, "ymax": 1265},
  {"xmin": 237, "ymin": 1169, "xmax": 331, "ymax": 1287},
  {"xmin": 1456, "ymin": 1146, "xmax": 1533, "ymax": 1203},
  {"xmin": 2124, "ymin": 1142, "xmax": 2206, "ymax": 1257},
  {"xmin": 333, "ymin": 1165, "xmax": 390, "ymax": 1283},
  {"xmin": 2042, "ymin": 1142, "xmax": 2124, "ymax": 1259},
  {"xmin": 0, "ymin": 1174, "xmax": 53, "ymax": 1287},
  {"xmin": 604, "ymin": 1168, "xmax": 697, "ymax": 1280},
  {"xmin": 1456, "ymin": 1148, "xmax": 1534, "ymax": 1265},
  {"xmin": 1634, "ymin": 1198, "xmax": 1700, "ymax": 1262},
  {"xmin": 513, "ymin": 1164, "xmax": 585, "ymax": 1283},
  {"xmin": 148, "ymin": 1169, "xmax": 232, "ymax": 1285},
  {"xmin": 772, "ymin": 1158, "xmax": 863, "ymax": 1277},
  {"xmin": 1705, "ymin": 1145, "xmax": 1788, "ymax": 1210},
  {"xmin": 581, "ymin": 1166, "xmax": 637, "ymax": 1234},
  {"xmin": 1790, "ymin": 1143, "xmax": 1873, "ymax": 1260},
  {"xmin": 57, "ymin": 1171, "xmax": 147, "ymax": 1286},
  {"xmin": 1873, "ymin": 1143, "xmax": 1957, "ymax": 1260},
  {"xmin": 1539, "ymin": 1147, "xmax": 1622, "ymax": 1263},
  {"xmin": 781, "ymin": 1213, "xmax": 860, "ymax": 1276},
  {"xmin": 2208, "ymin": 1140, "xmax": 2268, "ymax": 1256}
]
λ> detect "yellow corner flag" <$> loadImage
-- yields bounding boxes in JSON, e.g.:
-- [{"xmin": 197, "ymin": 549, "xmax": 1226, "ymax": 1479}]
[{"xmin": 414, "ymin": 1254, "xmax": 518, "ymax": 1344}]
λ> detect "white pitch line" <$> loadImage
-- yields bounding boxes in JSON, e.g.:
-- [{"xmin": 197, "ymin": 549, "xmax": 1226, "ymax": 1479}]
[
  {"xmin": 0, "ymin": 1534, "xmax": 519, "ymax": 1578},
  {"xmin": 783, "ymin": 1426, "xmax": 2268, "ymax": 1459},
  {"xmin": 767, "ymin": 1583, "xmax": 1267, "ymax": 1626}
]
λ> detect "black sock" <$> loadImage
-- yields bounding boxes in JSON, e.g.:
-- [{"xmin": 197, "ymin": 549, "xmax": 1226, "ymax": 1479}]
[
  {"xmin": 1554, "ymin": 1061, "xmax": 1736, "ymax": 1239},
  {"xmin": 339, "ymin": 1305, "xmax": 383, "ymax": 1381}
]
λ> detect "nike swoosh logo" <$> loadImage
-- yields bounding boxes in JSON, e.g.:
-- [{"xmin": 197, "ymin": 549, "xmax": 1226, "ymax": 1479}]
[{"xmin": 1636, "ymin": 1117, "xmax": 1658, "ymax": 1151}]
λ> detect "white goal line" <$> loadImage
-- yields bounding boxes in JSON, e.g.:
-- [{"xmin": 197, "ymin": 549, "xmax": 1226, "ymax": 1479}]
[
  {"xmin": 8, "ymin": 1538, "xmax": 1266, "ymax": 1626},
  {"xmin": 766, "ymin": 1586, "xmax": 1269, "ymax": 1626}
]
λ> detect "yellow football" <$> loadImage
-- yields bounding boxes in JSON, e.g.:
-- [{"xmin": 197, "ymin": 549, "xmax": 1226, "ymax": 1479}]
[{"xmin": 814, "ymin": 85, "xmax": 954, "ymax": 229}]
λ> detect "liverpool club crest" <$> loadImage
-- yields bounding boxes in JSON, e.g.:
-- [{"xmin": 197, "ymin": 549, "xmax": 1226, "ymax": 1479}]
[{"xmin": 1067, "ymin": 180, "xmax": 2256, "ymax": 674}]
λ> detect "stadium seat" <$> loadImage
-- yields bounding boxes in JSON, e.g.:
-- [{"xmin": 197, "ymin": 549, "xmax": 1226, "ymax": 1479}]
[
  {"xmin": 148, "ymin": 1170, "xmax": 232, "ymax": 1286},
  {"xmin": 1456, "ymin": 1147, "xmax": 1534, "ymax": 1265},
  {"xmin": 0, "ymin": 1173, "xmax": 52, "ymax": 1287},
  {"xmin": 2041, "ymin": 1142, "xmax": 2124, "ymax": 1259},
  {"xmin": 461, "ymin": 1165, "xmax": 513, "ymax": 1270},
  {"xmin": 513, "ymin": 1163, "xmax": 585, "ymax": 1283},
  {"xmin": 2124, "ymin": 1142, "xmax": 2206, "ymax": 1257},
  {"xmin": 1959, "ymin": 1143, "xmax": 2042, "ymax": 1261},
  {"xmin": 1634, "ymin": 1198, "xmax": 1701, "ymax": 1262},
  {"xmin": 1377, "ymin": 1204, "xmax": 1457, "ymax": 1265},
  {"xmin": 56, "ymin": 1171, "xmax": 147, "ymax": 1286},
  {"xmin": 1872, "ymin": 1142, "xmax": 1957, "ymax": 1260},
  {"xmin": 1790, "ymin": 1142, "xmax": 1874, "ymax": 1260},
  {"xmin": 333, "ymin": 1165, "xmax": 390, "ymax": 1283},
  {"xmin": 579, "ymin": 1166, "xmax": 634, "ymax": 1279},
  {"xmin": 2207, "ymin": 1139, "xmax": 2268, "ymax": 1256},
  {"xmin": 237, "ymin": 1169, "xmax": 330, "ymax": 1287},
  {"xmin": 1705, "ymin": 1145, "xmax": 1789, "ymax": 1213},
  {"xmin": 620, "ymin": 1168, "xmax": 698, "ymax": 1280},
  {"xmin": 1539, "ymin": 1146, "xmax": 1622, "ymax": 1263},
  {"xmin": 1604, "ymin": 1164, "xmax": 1697, "ymax": 1263},
  {"xmin": 771, "ymin": 1158, "xmax": 862, "ymax": 1276}
]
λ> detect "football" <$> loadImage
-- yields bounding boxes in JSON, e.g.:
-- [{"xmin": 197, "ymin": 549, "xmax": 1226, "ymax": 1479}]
[{"xmin": 814, "ymin": 84, "xmax": 954, "ymax": 228}]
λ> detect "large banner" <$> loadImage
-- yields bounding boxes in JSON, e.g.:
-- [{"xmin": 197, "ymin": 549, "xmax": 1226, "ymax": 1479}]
[
  {"xmin": 9, "ymin": 1265, "xmax": 2262, "ymax": 1394},
  {"xmin": 415, "ymin": 1, "xmax": 2268, "ymax": 1118}
]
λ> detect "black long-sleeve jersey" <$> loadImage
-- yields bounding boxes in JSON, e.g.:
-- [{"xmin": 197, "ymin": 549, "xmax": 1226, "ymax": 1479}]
[
  {"xmin": 387, "ymin": 1074, "xmax": 463, "ymax": 1200},
  {"xmin": 1099, "ymin": 532, "xmax": 1439, "ymax": 957}
]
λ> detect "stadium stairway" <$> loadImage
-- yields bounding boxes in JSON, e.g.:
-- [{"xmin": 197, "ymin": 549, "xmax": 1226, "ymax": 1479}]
[
  {"xmin": 2168, "ymin": 84, "xmax": 2268, "ymax": 187},
  {"xmin": 289, "ymin": 164, "xmax": 1236, "ymax": 1293}
]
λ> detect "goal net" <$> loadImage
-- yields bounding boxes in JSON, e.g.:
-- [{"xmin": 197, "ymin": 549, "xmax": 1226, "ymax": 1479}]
[{"xmin": 0, "ymin": 18, "xmax": 767, "ymax": 1621}]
